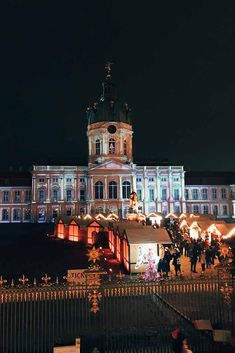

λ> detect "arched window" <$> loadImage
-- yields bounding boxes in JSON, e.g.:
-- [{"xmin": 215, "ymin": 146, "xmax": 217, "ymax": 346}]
[
  {"xmin": 109, "ymin": 181, "xmax": 117, "ymax": 199},
  {"xmin": 124, "ymin": 140, "xmax": 127, "ymax": 156},
  {"xmin": 53, "ymin": 189, "xmax": 59, "ymax": 202},
  {"xmin": 38, "ymin": 189, "xmax": 45, "ymax": 202},
  {"xmin": 95, "ymin": 139, "xmax": 101, "ymax": 155},
  {"xmin": 122, "ymin": 181, "xmax": 131, "ymax": 199},
  {"xmin": 109, "ymin": 139, "xmax": 115, "ymax": 154},
  {"xmin": 95, "ymin": 181, "xmax": 104, "ymax": 199}
]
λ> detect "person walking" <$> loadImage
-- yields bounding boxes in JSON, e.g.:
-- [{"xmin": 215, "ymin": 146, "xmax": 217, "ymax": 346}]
[{"xmin": 201, "ymin": 249, "xmax": 206, "ymax": 273}]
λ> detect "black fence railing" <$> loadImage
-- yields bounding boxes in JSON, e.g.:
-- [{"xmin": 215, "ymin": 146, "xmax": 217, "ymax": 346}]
[{"xmin": 0, "ymin": 277, "xmax": 234, "ymax": 353}]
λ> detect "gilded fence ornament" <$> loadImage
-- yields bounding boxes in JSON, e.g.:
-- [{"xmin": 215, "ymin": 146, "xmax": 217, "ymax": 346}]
[
  {"xmin": 217, "ymin": 244, "xmax": 234, "ymax": 305},
  {"xmin": 220, "ymin": 282, "xmax": 234, "ymax": 305},
  {"xmin": 41, "ymin": 274, "xmax": 51, "ymax": 286},
  {"xmin": 88, "ymin": 289, "xmax": 102, "ymax": 313},
  {"xmin": 0, "ymin": 275, "xmax": 7, "ymax": 288},
  {"xmin": 18, "ymin": 274, "xmax": 29, "ymax": 286}
]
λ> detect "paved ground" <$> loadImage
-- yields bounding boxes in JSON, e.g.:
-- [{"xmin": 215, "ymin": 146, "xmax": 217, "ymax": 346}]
[{"xmin": 170, "ymin": 254, "xmax": 219, "ymax": 278}]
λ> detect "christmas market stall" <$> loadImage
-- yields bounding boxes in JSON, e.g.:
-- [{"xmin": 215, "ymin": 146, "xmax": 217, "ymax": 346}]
[{"xmin": 110, "ymin": 222, "xmax": 172, "ymax": 274}]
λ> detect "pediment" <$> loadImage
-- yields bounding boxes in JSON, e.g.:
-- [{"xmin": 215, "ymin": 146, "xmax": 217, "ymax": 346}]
[{"xmin": 89, "ymin": 160, "xmax": 134, "ymax": 171}]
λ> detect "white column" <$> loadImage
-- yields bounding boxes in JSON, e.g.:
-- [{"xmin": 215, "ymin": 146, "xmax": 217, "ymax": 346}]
[
  {"xmin": 74, "ymin": 177, "xmax": 77, "ymax": 201},
  {"xmin": 104, "ymin": 177, "xmax": 107, "ymax": 199},
  {"xmin": 232, "ymin": 201, "xmax": 235, "ymax": 218},
  {"xmin": 132, "ymin": 174, "xmax": 136, "ymax": 192},
  {"xmin": 168, "ymin": 167, "xmax": 174, "ymax": 212},
  {"xmin": 181, "ymin": 170, "xmax": 186, "ymax": 213},
  {"xmin": 143, "ymin": 167, "xmax": 148, "ymax": 214},
  {"xmin": 119, "ymin": 176, "xmax": 122, "ymax": 199},
  {"xmin": 32, "ymin": 177, "xmax": 36, "ymax": 202},
  {"xmin": 60, "ymin": 177, "xmax": 64, "ymax": 201},
  {"xmin": 46, "ymin": 177, "xmax": 50, "ymax": 202}
]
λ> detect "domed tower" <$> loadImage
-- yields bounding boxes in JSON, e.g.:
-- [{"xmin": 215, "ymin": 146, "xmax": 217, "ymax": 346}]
[{"xmin": 87, "ymin": 64, "xmax": 133, "ymax": 166}]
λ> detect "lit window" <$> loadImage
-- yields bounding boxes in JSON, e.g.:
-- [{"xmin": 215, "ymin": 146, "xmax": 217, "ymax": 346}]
[
  {"xmin": 109, "ymin": 181, "xmax": 117, "ymax": 199},
  {"xmin": 38, "ymin": 189, "xmax": 45, "ymax": 202},
  {"xmin": 213, "ymin": 205, "xmax": 218, "ymax": 216},
  {"xmin": 161, "ymin": 188, "xmax": 167, "ymax": 201},
  {"xmin": 185, "ymin": 189, "xmax": 189, "ymax": 200},
  {"xmin": 13, "ymin": 209, "xmax": 21, "ymax": 221},
  {"xmin": 3, "ymin": 191, "xmax": 9, "ymax": 202},
  {"xmin": 122, "ymin": 181, "xmax": 131, "ymax": 199},
  {"xmin": 95, "ymin": 139, "xmax": 101, "ymax": 155},
  {"xmin": 66, "ymin": 189, "xmax": 72, "ymax": 202},
  {"xmin": 202, "ymin": 188, "xmax": 208, "ymax": 200},
  {"xmin": 95, "ymin": 181, "xmax": 104, "ymax": 199},
  {"xmin": 109, "ymin": 139, "xmax": 115, "ymax": 154},
  {"xmin": 222, "ymin": 205, "xmax": 228, "ymax": 215},
  {"xmin": 192, "ymin": 189, "xmax": 198, "ymax": 200},
  {"xmin": 149, "ymin": 189, "xmax": 154, "ymax": 201},
  {"xmin": 68, "ymin": 221, "xmax": 79, "ymax": 241},
  {"xmin": 137, "ymin": 189, "xmax": 142, "ymax": 201},
  {"xmin": 14, "ymin": 191, "xmax": 21, "ymax": 202},
  {"xmin": 211, "ymin": 188, "xmax": 217, "ymax": 200},
  {"xmin": 53, "ymin": 189, "xmax": 59, "ymax": 201},
  {"xmin": 173, "ymin": 188, "xmax": 179, "ymax": 201},
  {"xmin": 162, "ymin": 206, "xmax": 168, "ymax": 215},
  {"xmin": 221, "ymin": 188, "xmax": 227, "ymax": 199},
  {"xmin": 80, "ymin": 189, "xmax": 85, "ymax": 201},
  {"xmin": 2, "ymin": 209, "xmax": 9, "ymax": 221},
  {"xmin": 24, "ymin": 208, "xmax": 31, "ymax": 221},
  {"xmin": 25, "ymin": 190, "xmax": 31, "ymax": 202},
  {"xmin": 174, "ymin": 205, "xmax": 180, "ymax": 213}
]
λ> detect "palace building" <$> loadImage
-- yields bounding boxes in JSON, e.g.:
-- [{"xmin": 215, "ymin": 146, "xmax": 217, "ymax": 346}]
[{"xmin": 0, "ymin": 66, "xmax": 235, "ymax": 222}]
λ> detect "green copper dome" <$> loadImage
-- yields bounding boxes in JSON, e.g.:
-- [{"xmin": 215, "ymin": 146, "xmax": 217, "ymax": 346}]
[{"xmin": 87, "ymin": 67, "xmax": 132, "ymax": 125}]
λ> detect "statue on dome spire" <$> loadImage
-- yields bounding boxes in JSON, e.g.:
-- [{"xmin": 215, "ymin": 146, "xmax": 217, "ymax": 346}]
[{"xmin": 105, "ymin": 62, "xmax": 113, "ymax": 80}]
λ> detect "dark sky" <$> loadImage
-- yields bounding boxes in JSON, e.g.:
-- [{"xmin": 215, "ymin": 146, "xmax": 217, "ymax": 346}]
[{"xmin": 1, "ymin": 1, "xmax": 235, "ymax": 171}]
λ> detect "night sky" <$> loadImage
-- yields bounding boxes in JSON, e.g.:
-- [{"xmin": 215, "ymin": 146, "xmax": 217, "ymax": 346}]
[{"xmin": 1, "ymin": 1, "xmax": 235, "ymax": 171}]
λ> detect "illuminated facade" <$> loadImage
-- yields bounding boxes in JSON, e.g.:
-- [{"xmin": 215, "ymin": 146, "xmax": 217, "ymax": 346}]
[{"xmin": 0, "ymin": 67, "xmax": 235, "ymax": 222}]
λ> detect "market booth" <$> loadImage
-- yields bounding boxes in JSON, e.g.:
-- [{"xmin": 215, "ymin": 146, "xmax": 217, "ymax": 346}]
[
  {"xmin": 111, "ymin": 222, "xmax": 172, "ymax": 274},
  {"xmin": 54, "ymin": 216, "xmax": 111, "ymax": 247}
]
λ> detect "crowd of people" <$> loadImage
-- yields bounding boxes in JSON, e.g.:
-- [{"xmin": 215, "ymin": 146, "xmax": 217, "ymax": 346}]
[{"xmin": 156, "ymin": 218, "xmax": 231, "ymax": 278}]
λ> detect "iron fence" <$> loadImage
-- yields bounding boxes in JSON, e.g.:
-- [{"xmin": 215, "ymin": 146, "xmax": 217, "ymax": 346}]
[{"xmin": 0, "ymin": 276, "xmax": 234, "ymax": 353}]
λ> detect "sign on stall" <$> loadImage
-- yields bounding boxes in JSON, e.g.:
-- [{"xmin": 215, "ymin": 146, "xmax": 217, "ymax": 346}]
[{"xmin": 67, "ymin": 269, "xmax": 86, "ymax": 285}]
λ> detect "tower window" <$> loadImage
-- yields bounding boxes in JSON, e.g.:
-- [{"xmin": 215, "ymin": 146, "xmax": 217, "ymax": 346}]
[
  {"xmin": 109, "ymin": 181, "xmax": 117, "ymax": 199},
  {"xmin": 109, "ymin": 139, "xmax": 115, "ymax": 154},
  {"xmin": 95, "ymin": 139, "xmax": 101, "ymax": 155},
  {"xmin": 124, "ymin": 140, "xmax": 127, "ymax": 156},
  {"xmin": 95, "ymin": 181, "xmax": 104, "ymax": 199}
]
